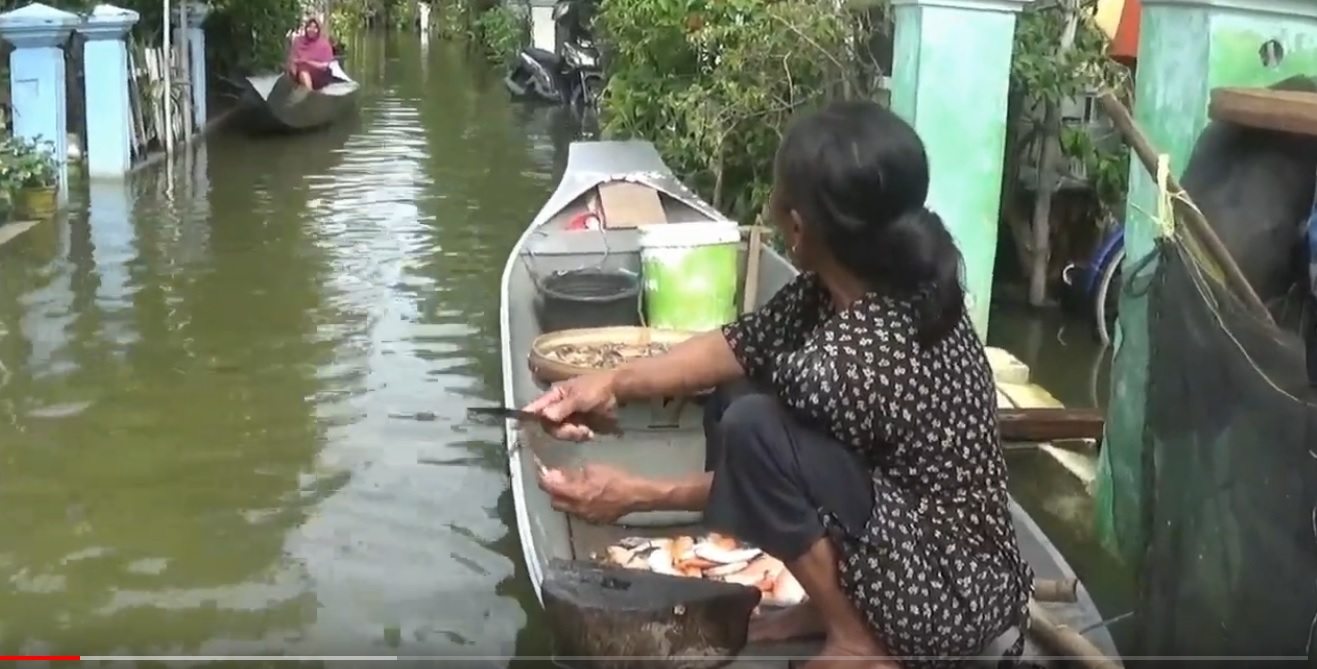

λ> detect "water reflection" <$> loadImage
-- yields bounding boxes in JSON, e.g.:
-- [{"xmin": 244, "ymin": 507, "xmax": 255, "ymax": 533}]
[
  {"xmin": 88, "ymin": 182, "xmax": 137, "ymax": 352},
  {"xmin": 0, "ymin": 35, "xmax": 553, "ymax": 659},
  {"xmin": 987, "ymin": 303, "xmax": 1112, "ymax": 409}
]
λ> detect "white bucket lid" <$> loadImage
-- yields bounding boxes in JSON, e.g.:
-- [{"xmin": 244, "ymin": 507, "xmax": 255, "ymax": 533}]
[{"xmin": 637, "ymin": 221, "xmax": 740, "ymax": 248}]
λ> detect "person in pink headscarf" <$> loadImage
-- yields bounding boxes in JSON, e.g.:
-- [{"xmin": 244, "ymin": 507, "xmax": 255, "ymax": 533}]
[{"xmin": 287, "ymin": 18, "xmax": 335, "ymax": 90}]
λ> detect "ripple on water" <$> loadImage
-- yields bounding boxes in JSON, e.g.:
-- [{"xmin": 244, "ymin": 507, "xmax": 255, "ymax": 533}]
[{"xmin": 0, "ymin": 39, "xmax": 548, "ymax": 659}]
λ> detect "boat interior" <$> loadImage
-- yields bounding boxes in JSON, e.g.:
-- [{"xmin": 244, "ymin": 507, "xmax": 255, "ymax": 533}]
[{"xmin": 500, "ymin": 141, "xmax": 1120, "ymax": 667}]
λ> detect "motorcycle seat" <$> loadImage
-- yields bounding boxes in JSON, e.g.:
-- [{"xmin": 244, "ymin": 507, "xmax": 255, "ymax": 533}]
[{"xmin": 522, "ymin": 47, "xmax": 562, "ymax": 66}]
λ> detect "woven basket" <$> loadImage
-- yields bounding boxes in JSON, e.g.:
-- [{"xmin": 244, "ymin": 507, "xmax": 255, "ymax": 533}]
[{"xmin": 528, "ymin": 326, "xmax": 695, "ymax": 384}]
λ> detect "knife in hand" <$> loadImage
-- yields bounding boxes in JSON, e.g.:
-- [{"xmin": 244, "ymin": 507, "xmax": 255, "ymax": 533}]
[{"xmin": 466, "ymin": 406, "xmax": 624, "ymax": 436}]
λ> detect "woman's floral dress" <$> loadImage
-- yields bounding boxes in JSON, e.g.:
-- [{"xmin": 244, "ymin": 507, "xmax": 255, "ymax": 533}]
[{"xmin": 721, "ymin": 272, "xmax": 1033, "ymax": 667}]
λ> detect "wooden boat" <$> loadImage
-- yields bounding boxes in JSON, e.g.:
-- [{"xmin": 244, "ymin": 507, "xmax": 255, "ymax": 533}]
[
  {"xmin": 498, "ymin": 140, "xmax": 1123, "ymax": 669},
  {"xmin": 237, "ymin": 61, "xmax": 359, "ymax": 134}
]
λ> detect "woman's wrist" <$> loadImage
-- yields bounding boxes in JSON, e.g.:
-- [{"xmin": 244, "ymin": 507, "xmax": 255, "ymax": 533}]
[
  {"xmin": 625, "ymin": 476, "xmax": 674, "ymax": 512},
  {"xmin": 607, "ymin": 367, "xmax": 636, "ymax": 403}
]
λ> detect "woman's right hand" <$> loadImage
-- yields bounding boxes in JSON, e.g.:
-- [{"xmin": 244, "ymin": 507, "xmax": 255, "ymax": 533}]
[
  {"xmin": 523, "ymin": 372, "xmax": 619, "ymax": 442},
  {"xmin": 537, "ymin": 463, "xmax": 640, "ymax": 523}
]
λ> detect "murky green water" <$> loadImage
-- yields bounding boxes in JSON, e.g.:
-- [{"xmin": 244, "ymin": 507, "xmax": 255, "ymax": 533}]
[
  {"xmin": 0, "ymin": 32, "xmax": 1129, "ymax": 660},
  {"xmin": 0, "ymin": 36, "xmax": 563, "ymax": 658},
  {"xmin": 989, "ymin": 305, "xmax": 1135, "ymax": 644}
]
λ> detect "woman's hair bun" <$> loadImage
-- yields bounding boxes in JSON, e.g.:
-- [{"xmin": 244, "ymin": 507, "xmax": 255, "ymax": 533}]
[{"xmin": 775, "ymin": 101, "xmax": 966, "ymax": 344}]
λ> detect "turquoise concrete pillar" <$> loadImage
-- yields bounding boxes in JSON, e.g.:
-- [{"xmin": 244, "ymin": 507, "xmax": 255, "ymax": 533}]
[
  {"xmin": 888, "ymin": 0, "xmax": 1031, "ymax": 338},
  {"xmin": 1096, "ymin": 0, "xmax": 1317, "ymax": 564},
  {"xmin": 78, "ymin": 4, "xmax": 139, "ymax": 179},
  {"xmin": 185, "ymin": 2, "xmax": 209, "ymax": 129},
  {"xmin": 0, "ymin": 3, "xmax": 80, "ymax": 205}
]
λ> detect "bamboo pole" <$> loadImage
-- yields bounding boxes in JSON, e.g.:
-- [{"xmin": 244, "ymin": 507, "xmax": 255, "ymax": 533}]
[
  {"xmin": 742, "ymin": 225, "xmax": 764, "ymax": 313},
  {"xmin": 1092, "ymin": 92, "xmax": 1274, "ymax": 326},
  {"xmin": 162, "ymin": 0, "xmax": 173, "ymax": 154},
  {"xmin": 177, "ymin": 0, "xmax": 191, "ymax": 140}
]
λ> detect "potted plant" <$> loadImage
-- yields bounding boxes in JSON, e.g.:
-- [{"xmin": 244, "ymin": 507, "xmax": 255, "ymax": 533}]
[{"xmin": 0, "ymin": 135, "xmax": 58, "ymax": 220}]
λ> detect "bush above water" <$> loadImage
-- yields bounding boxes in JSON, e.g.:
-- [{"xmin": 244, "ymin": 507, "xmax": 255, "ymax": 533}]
[
  {"xmin": 471, "ymin": 3, "xmax": 530, "ymax": 64},
  {"xmin": 595, "ymin": 0, "xmax": 887, "ymax": 224}
]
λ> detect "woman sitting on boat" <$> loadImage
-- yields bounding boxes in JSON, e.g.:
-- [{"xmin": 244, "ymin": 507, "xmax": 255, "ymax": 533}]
[
  {"xmin": 287, "ymin": 18, "xmax": 335, "ymax": 91},
  {"xmin": 526, "ymin": 100, "xmax": 1033, "ymax": 669}
]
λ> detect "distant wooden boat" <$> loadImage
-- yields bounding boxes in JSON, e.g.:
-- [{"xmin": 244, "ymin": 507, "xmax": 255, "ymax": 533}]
[
  {"xmin": 498, "ymin": 141, "xmax": 1125, "ymax": 669},
  {"xmin": 237, "ymin": 61, "xmax": 359, "ymax": 134}
]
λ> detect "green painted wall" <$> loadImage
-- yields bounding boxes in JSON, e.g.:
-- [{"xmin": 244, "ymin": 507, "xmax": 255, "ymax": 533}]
[
  {"xmin": 890, "ymin": 0, "xmax": 1023, "ymax": 338},
  {"xmin": 1097, "ymin": 0, "xmax": 1317, "ymax": 563}
]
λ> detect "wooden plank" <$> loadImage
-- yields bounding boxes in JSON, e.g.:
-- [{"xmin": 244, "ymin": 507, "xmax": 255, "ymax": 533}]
[
  {"xmin": 169, "ymin": 33, "xmax": 188, "ymax": 143},
  {"xmin": 741, "ymin": 225, "xmax": 763, "ymax": 313},
  {"xmin": 127, "ymin": 44, "xmax": 148, "ymax": 155},
  {"xmin": 999, "ymin": 407, "xmax": 1104, "ymax": 442},
  {"xmin": 173, "ymin": 22, "xmax": 192, "ymax": 139},
  {"xmin": 1209, "ymin": 86, "xmax": 1317, "ymax": 137},
  {"xmin": 146, "ymin": 47, "xmax": 165, "ymax": 148}
]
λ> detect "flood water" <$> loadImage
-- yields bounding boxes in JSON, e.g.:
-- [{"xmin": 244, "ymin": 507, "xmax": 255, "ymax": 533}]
[
  {"xmin": 989, "ymin": 308, "xmax": 1135, "ymax": 642},
  {"xmin": 0, "ymin": 33, "xmax": 1128, "ymax": 659}
]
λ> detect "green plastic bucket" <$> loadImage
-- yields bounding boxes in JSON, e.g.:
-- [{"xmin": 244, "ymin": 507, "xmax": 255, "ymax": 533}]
[{"xmin": 638, "ymin": 222, "xmax": 741, "ymax": 331}]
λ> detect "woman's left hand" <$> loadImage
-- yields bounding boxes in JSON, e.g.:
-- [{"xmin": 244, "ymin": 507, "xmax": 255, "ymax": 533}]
[{"xmin": 537, "ymin": 463, "xmax": 639, "ymax": 524}]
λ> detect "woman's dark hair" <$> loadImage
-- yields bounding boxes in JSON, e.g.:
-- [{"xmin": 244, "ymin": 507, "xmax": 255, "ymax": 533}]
[{"xmin": 774, "ymin": 100, "xmax": 965, "ymax": 344}]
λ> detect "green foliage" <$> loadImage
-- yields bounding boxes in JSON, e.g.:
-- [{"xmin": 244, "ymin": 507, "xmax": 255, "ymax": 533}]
[
  {"xmin": 330, "ymin": 0, "xmax": 422, "ymax": 32},
  {"xmin": 597, "ymin": 0, "xmax": 885, "ymax": 222},
  {"xmin": 389, "ymin": 0, "xmax": 420, "ymax": 29},
  {"xmin": 1011, "ymin": 1, "xmax": 1131, "ymax": 212},
  {"xmin": 330, "ymin": 1, "xmax": 371, "ymax": 34},
  {"xmin": 426, "ymin": 0, "xmax": 524, "ymax": 61},
  {"xmin": 0, "ymin": 0, "xmax": 301, "ymax": 77},
  {"xmin": 470, "ymin": 3, "xmax": 527, "ymax": 63},
  {"xmin": 1011, "ymin": 4, "xmax": 1113, "ymax": 108},
  {"xmin": 205, "ymin": 0, "xmax": 304, "ymax": 76},
  {"xmin": 0, "ymin": 135, "xmax": 59, "ymax": 190},
  {"xmin": 1060, "ymin": 124, "xmax": 1126, "ymax": 208},
  {"xmin": 432, "ymin": 0, "xmax": 473, "ymax": 38}
]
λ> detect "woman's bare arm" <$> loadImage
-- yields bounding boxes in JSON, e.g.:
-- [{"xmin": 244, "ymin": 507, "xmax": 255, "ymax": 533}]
[
  {"xmin": 608, "ymin": 273, "xmax": 820, "ymax": 403},
  {"xmin": 630, "ymin": 472, "xmax": 712, "ymax": 511},
  {"xmin": 609, "ymin": 330, "xmax": 743, "ymax": 402}
]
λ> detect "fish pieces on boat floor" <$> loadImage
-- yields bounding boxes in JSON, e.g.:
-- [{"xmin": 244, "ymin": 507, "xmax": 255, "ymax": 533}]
[
  {"xmin": 567, "ymin": 513, "xmax": 1109, "ymax": 668},
  {"xmin": 600, "ymin": 532, "xmax": 806, "ymax": 607}
]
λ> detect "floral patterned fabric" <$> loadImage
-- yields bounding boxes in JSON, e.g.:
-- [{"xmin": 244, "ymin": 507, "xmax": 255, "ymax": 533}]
[{"xmin": 721, "ymin": 272, "xmax": 1033, "ymax": 667}]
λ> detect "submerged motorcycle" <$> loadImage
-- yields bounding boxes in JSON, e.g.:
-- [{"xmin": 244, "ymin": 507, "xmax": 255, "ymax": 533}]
[
  {"xmin": 1061, "ymin": 222, "xmax": 1125, "ymax": 346},
  {"xmin": 504, "ymin": 0, "xmax": 604, "ymax": 112}
]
